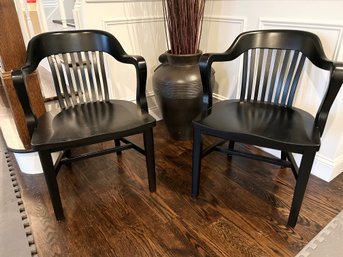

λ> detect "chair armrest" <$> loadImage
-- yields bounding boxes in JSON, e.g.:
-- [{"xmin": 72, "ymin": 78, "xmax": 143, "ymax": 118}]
[
  {"xmin": 199, "ymin": 52, "xmax": 233, "ymax": 111},
  {"xmin": 11, "ymin": 69, "xmax": 37, "ymax": 137},
  {"xmin": 120, "ymin": 54, "xmax": 148, "ymax": 112},
  {"xmin": 315, "ymin": 61, "xmax": 343, "ymax": 135}
]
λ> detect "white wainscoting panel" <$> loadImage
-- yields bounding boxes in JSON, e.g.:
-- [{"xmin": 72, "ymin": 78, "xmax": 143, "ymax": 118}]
[
  {"xmin": 102, "ymin": 17, "xmax": 166, "ymax": 100},
  {"xmin": 201, "ymin": 16, "xmax": 246, "ymax": 98},
  {"xmin": 260, "ymin": 18, "xmax": 343, "ymax": 60}
]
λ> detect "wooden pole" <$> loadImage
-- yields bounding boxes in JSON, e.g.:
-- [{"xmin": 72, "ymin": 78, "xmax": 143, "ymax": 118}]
[{"xmin": 0, "ymin": 0, "xmax": 45, "ymax": 149}]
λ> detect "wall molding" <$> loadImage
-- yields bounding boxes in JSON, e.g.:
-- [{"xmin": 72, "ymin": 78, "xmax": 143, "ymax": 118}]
[
  {"xmin": 123, "ymin": 91, "xmax": 162, "ymax": 120},
  {"xmin": 102, "ymin": 16, "xmax": 164, "ymax": 28},
  {"xmin": 259, "ymin": 17, "xmax": 343, "ymax": 60},
  {"xmin": 86, "ymin": 0, "xmax": 159, "ymax": 3},
  {"xmin": 260, "ymin": 18, "xmax": 343, "ymax": 29},
  {"xmin": 260, "ymin": 148, "xmax": 342, "ymax": 182},
  {"xmin": 73, "ymin": 0, "xmax": 82, "ymax": 29},
  {"xmin": 102, "ymin": 15, "xmax": 245, "ymax": 33},
  {"xmin": 40, "ymin": 0, "xmax": 58, "ymax": 7},
  {"xmin": 313, "ymin": 152, "xmax": 343, "ymax": 181},
  {"xmin": 204, "ymin": 15, "xmax": 246, "ymax": 27},
  {"xmin": 203, "ymin": 15, "xmax": 247, "ymax": 37},
  {"xmin": 120, "ymin": 90, "xmax": 154, "ymax": 102},
  {"xmin": 213, "ymin": 93, "xmax": 228, "ymax": 101}
]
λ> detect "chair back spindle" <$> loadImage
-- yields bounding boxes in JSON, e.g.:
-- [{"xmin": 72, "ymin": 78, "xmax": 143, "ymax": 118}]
[
  {"xmin": 48, "ymin": 51, "xmax": 109, "ymax": 109},
  {"xmin": 240, "ymin": 48, "xmax": 306, "ymax": 107}
]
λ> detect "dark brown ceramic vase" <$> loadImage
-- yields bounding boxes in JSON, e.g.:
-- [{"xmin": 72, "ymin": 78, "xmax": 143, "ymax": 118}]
[{"xmin": 153, "ymin": 51, "xmax": 208, "ymax": 140}]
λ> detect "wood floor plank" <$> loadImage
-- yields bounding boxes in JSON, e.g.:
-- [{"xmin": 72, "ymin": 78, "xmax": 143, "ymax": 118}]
[{"xmin": 12, "ymin": 121, "xmax": 343, "ymax": 257}]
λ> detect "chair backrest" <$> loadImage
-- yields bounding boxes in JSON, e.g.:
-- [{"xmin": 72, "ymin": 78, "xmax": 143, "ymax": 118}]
[
  {"xmin": 199, "ymin": 30, "xmax": 343, "ymax": 135},
  {"xmin": 240, "ymin": 48, "xmax": 306, "ymax": 106},
  {"xmin": 22, "ymin": 30, "xmax": 132, "ymax": 109},
  {"xmin": 230, "ymin": 30, "xmax": 330, "ymax": 107},
  {"xmin": 47, "ymin": 50, "xmax": 109, "ymax": 108},
  {"xmin": 222, "ymin": 30, "xmax": 332, "ymax": 107}
]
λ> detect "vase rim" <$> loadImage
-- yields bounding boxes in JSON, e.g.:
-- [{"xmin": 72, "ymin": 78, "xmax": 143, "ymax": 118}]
[{"xmin": 165, "ymin": 50, "xmax": 202, "ymax": 57}]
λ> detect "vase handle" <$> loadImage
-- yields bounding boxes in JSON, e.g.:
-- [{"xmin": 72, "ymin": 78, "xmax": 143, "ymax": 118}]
[
  {"xmin": 154, "ymin": 53, "xmax": 168, "ymax": 72},
  {"xmin": 158, "ymin": 53, "xmax": 168, "ymax": 64}
]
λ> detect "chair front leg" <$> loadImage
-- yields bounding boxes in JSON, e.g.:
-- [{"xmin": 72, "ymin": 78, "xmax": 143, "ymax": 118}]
[
  {"xmin": 143, "ymin": 128, "xmax": 156, "ymax": 192},
  {"xmin": 39, "ymin": 150, "xmax": 65, "ymax": 220},
  {"xmin": 287, "ymin": 150, "xmax": 316, "ymax": 227},
  {"xmin": 192, "ymin": 128, "xmax": 203, "ymax": 197}
]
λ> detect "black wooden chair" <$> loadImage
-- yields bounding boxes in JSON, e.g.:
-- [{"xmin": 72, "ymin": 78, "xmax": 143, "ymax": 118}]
[
  {"xmin": 11, "ymin": 30, "xmax": 156, "ymax": 220},
  {"xmin": 192, "ymin": 30, "xmax": 343, "ymax": 227}
]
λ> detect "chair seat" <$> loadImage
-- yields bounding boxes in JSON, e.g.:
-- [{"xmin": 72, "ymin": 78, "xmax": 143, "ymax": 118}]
[
  {"xmin": 193, "ymin": 100, "xmax": 321, "ymax": 151},
  {"xmin": 31, "ymin": 100, "xmax": 156, "ymax": 150}
]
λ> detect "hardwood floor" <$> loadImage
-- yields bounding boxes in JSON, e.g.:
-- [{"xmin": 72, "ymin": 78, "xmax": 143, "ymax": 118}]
[{"xmin": 13, "ymin": 122, "xmax": 343, "ymax": 257}]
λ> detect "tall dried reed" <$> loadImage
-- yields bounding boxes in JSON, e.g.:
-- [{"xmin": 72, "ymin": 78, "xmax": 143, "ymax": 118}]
[{"xmin": 162, "ymin": 0, "xmax": 206, "ymax": 55}]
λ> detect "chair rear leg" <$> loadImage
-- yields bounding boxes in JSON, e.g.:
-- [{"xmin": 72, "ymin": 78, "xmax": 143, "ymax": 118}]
[
  {"xmin": 281, "ymin": 151, "xmax": 287, "ymax": 161},
  {"xmin": 281, "ymin": 151, "xmax": 287, "ymax": 168},
  {"xmin": 192, "ymin": 128, "xmax": 203, "ymax": 197},
  {"xmin": 227, "ymin": 141, "xmax": 235, "ymax": 157},
  {"xmin": 65, "ymin": 149, "xmax": 72, "ymax": 167},
  {"xmin": 287, "ymin": 150, "xmax": 316, "ymax": 227},
  {"xmin": 115, "ymin": 139, "xmax": 122, "ymax": 155},
  {"xmin": 38, "ymin": 150, "xmax": 65, "ymax": 220},
  {"xmin": 143, "ymin": 128, "xmax": 156, "ymax": 192}
]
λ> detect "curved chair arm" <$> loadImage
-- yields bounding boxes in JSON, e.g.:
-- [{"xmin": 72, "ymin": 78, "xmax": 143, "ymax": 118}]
[
  {"xmin": 199, "ymin": 52, "xmax": 235, "ymax": 111},
  {"xmin": 117, "ymin": 54, "xmax": 148, "ymax": 112},
  {"xmin": 111, "ymin": 50, "xmax": 148, "ymax": 112},
  {"xmin": 11, "ymin": 69, "xmax": 37, "ymax": 137},
  {"xmin": 315, "ymin": 61, "xmax": 343, "ymax": 135}
]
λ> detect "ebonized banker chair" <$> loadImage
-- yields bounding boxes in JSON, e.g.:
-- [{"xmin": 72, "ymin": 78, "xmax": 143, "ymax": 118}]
[
  {"xmin": 192, "ymin": 30, "xmax": 343, "ymax": 227},
  {"xmin": 11, "ymin": 30, "xmax": 156, "ymax": 220}
]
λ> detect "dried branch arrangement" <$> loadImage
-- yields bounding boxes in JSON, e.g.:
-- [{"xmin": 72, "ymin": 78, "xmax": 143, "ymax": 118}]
[{"xmin": 162, "ymin": 0, "xmax": 206, "ymax": 55}]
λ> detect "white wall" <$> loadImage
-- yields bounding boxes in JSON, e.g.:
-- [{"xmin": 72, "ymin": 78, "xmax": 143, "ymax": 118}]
[
  {"xmin": 74, "ymin": 0, "xmax": 166, "ymax": 100},
  {"xmin": 75, "ymin": 0, "xmax": 343, "ymax": 181}
]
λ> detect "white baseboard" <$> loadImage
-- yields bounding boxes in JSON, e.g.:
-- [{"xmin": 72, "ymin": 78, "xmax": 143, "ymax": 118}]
[
  {"xmin": 14, "ymin": 151, "xmax": 61, "ymax": 175},
  {"xmin": 262, "ymin": 148, "xmax": 342, "ymax": 182},
  {"xmin": 313, "ymin": 153, "xmax": 343, "ymax": 182}
]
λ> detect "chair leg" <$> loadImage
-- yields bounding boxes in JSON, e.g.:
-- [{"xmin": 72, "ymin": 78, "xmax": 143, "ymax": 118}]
[
  {"xmin": 65, "ymin": 149, "xmax": 72, "ymax": 167},
  {"xmin": 227, "ymin": 141, "xmax": 235, "ymax": 157},
  {"xmin": 281, "ymin": 151, "xmax": 287, "ymax": 168},
  {"xmin": 192, "ymin": 128, "xmax": 203, "ymax": 197},
  {"xmin": 287, "ymin": 150, "xmax": 316, "ymax": 227},
  {"xmin": 281, "ymin": 151, "xmax": 287, "ymax": 161},
  {"xmin": 115, "ymin": 139, "xmax": 122, "ymax": 155},
  {"xmin": 38, "ymin": 150, "xmax": 65, "ymax": 220},
  {"xmin": 143, "ymin": 128, "xmax": 156, "ymax": 192}
]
